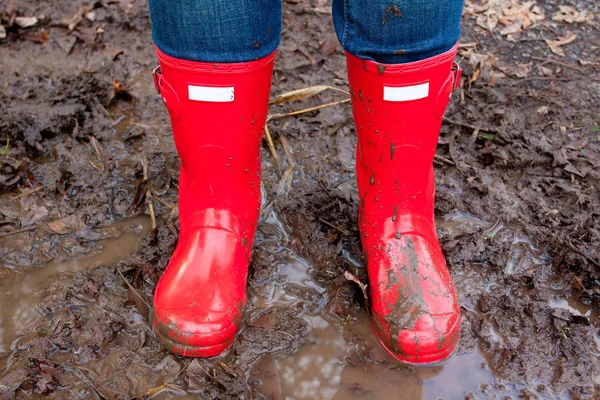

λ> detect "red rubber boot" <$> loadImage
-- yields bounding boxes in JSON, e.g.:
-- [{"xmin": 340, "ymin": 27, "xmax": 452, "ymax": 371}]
[
  {"xmin": 150, "ymin": 49, "xmax": 275, "ymax": 357},
  {"xmin": 346, "ymin": 44, "xmax": 462, "ymax": 365}
]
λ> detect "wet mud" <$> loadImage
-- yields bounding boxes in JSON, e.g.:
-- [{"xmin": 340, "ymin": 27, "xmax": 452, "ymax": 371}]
[{"xmin": 1, "ymin": 0, "xmax": 600, "ymax": 398}]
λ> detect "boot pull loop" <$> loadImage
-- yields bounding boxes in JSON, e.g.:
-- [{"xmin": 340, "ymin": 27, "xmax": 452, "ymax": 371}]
[
  {"xmin": 434, "ymin": 62, "xmax": 462, "ymax": 119},
  {"xmin": 152, "ymin": 66, "xmax": 183, "ymax": 121},
  {"xmin": 451, "ymin": 62, "xmax": 462, "ymax": 90},
  {"xmin": 152, "ymin": 66, "xmax": 162, "ymax": 93}
]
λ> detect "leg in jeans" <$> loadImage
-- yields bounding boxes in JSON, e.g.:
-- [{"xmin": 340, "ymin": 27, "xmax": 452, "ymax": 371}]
[
  {"xmin": 332, "ymin": 0, "xmax": 464, "ymax": 365},
  {"xmin": 332, "ymin": 0, "xmax": 463, "ymax": 63},
  {"xmin": 147, "ymin": 1, "xmax": 281, "ymax": 357},
  {"xmin": 148, "ymin": 0, "xmax": 281, "ymax": 62}
]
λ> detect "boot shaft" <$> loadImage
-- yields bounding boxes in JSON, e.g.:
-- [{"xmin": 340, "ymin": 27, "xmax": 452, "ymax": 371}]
[
  {"xmin": 153, "ymin": 49, "xmax": 276, "ymax": 232},
  {"xmin": 346, "ymin": 45, "xmax": 461, "ymax": 237}
]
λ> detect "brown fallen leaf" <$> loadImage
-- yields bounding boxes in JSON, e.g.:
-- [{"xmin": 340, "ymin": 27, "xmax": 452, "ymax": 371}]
[
  {"xmin": 0, "ymin": 367, "xmax": 28, "ymax": 395},
  {"xmin": 40, "ymin": 28, "xmax": 49, "ymax": 42},
  {"xmin": 47, "ymin": 214, "xmax": 86, "ymax": 234},
  {"xmin": 545, "ymin": 32, "xmax": 578, "ymax": 57},
  {"xmin": 118, "ymin": 269, "xmax": 151, "ymax": 320},
  {"xmin": 552, "ymin": 6, "xmax": 595, "ymax": 25},
  {"xmin": 499, "ymin": 1, "xmax": 544, "ymax": 34},
  {"xmin": 110, "ymin": 79, "xmax": 134, "ymax": 103}
]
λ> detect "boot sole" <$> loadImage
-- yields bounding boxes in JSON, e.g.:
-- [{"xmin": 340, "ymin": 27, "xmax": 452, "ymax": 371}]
[
  {"xmin": 375, "ymin": 331, "xmax": 460, "ymax": 367},
  {"xmin": 151, "ymin": 310, "xmax": 235, "ymax": 358}
]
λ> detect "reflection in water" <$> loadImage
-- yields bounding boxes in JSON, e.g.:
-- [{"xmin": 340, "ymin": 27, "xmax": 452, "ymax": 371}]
[
  {"xmin": 250, "ymin": 206, "xmax": 517, "ymax": 400},
  {"xmin": 0, "ymin": 216, "xmax": 151, "ymax": 352}
]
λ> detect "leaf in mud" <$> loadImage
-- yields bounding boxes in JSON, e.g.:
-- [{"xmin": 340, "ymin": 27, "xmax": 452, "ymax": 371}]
[
  {"xmin": 111, "ymin": 79, "xmax": 133, "ymax": 102},
  {"xmin": 564, "ymin": 163, "xmax": 585, "ymax": 178},
  {"xmin": 186, "ymin": 359, "xmax": 214, "ymax": 392},
  {"xmin": 14, "ymin": 17, "xmax": 39, "ymax": 28},
  {"xmin": 152, "ymin": 355, "xmax": 181, "ymax": 379},
  {"xmin": 269, "ymin": 85, "xmax": 330, "ymax": 105},
  {"xmin": 34, "ymin": 360, "xmax": 64, "ymax": 394},
  {"xmin": 117, "ymin": 269, "xmax": 150, "ymax": 319},
  {"xmin": 545, "ymin": 32, "xmax": 577, "ymax": 57},
  {"xmin": 552, "ymin": 6, "xmax": 595, "ymax": 25},
  {"xmin": 129, "ymin": 178, "xmax": 153, "ymax": 212},
  {"xmin": 20, "ymin": 204, "xmax": 49, "ymax": 227},
  {"xmin": 0, "ymin": 367, "xmax": 27, "ymax": 395},
  {"xmin": 47, "ymin": 214, "xmax": 86, "ymax": 235}
]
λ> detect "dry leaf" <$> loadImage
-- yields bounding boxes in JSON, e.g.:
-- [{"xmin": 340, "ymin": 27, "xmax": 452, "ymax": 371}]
[
  {"xmin": 496, "ymin": 61, "xmax": 532, "ymax": 78},
  {"xmin": 471, "ymin": 68, "xmax": 481, "ymax": 83},
  {"xmin": 476, "ymin": 12, "xmax": 499, "ymax": 31},
  {"xmin": 40, "ymin": 28, "xmax": 49, "ymax": 42},
  {"xmin": 545, "ymin": 32, "xmax": 577, "ymax": 56},
  {"xmin": 499, "ymin": 1, "xmax": 544, "ymax": 33},
  {"xmin": 270, "ymin": 85, "xmax": 330, "ymax": 105},
  {"xmin": 15, "ymin": 16, "xmax": 39, "ymax": 28},
  {"xmin": 552, "ymin": 6, "xmax": 595, "ymax": 24},
  {"xmin": 537, "ymin": 105, "xmax": 549, "ymax": 115},
  {"xmin": 500, "ymin": 20, "xmax": 523, "ymax": 35},
  {"xmin": 0, "ymin": 25, "xmax": 6, "ymax": 39},
  {"xmin": 538, "ymin": 65, "xmax": 553, "ymax": 75}
]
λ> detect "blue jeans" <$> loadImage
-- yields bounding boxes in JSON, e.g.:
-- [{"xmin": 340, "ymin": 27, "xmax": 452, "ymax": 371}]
[{"xmin": 148, "ymin": 0, "xmax": 463, "ymax": 64}]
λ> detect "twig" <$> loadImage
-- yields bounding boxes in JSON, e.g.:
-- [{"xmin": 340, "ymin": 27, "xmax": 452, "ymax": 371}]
[
  {"xmin": 263, "ymin": 125, "xmax": 281, "ymax": 171},
  {"xmin": 443, "ymin": 117, "xmax": 496, "ymax": 134},
  {"xmin": 517, "ymin": 77, "xmax": 572, "ymax": 83},
  {"xmin": 434, "ymin": 154, "xmax": 455, "ymax": 165},
  {"xmin": 151, "ymin": 193, "xmax": 174, "ymax": 209},
  {"xmin": 344, "ymin": 271, "xmax": 369, "ymax": 302},
  {"xmin": 89, "ymin": 136, "xmax": 103, "ymax": 160},
  {"xmin": 565, "ymin": 240, "xmax": 600, "ymax": 268},
  {"xmin": 89, "ymin": 159, "xmax": 103, "ymax": 171},
  {"xmin": 531, "ymin": 56, "xmax": 584, "ymax": 74},
  {"xmin": 319, "ymin": 218, "xmax": 350, "ymax": 235},
  {"xmin": 97, "ymin": 104, "xmax": 113, "ymax": 120},
  {"xmin": 0, "ymin": 225, "xmax": 37, "ymax": 239},
  {"xmin": 470, "ymin": 127, "xmax": 481, "ymax": 144},
  {"xmin": 10, "ymin": 185, "xmax": 45, "ymax": 201},
  {"xmin": 267, "ymin": 99, "xmax": 351, "ymax": 121},
  {"xmin": 141, "ymin": 157, "xmax": 157, "ymax": 230}
]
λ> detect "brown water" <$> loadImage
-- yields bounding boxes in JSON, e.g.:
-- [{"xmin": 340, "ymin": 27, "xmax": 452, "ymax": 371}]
[
  {"xmin": 0, "ymin": 216, "xmax": 152, "ymax": 353},
  {"xmin": 1, "ymin": 206, "xmax": 592, "ymax": 398}
]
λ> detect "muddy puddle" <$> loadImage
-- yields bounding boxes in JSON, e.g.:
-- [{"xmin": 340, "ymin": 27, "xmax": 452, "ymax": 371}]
[
  {"xmin": 247, "ymin": 203, "xmax": 589, "ymax": 399},
  {"xmin": 0, "ymin": 216, "xmax": 152, "ymax": 353},
  {"xmin": 2, "ymin": 197, "xmax": 596, "ymax": 398}
]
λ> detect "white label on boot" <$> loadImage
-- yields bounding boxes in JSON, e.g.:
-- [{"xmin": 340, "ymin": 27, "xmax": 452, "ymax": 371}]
[
  {"xmin": 188, "ymin": 85, "xmax": 235, "ymax": 102},
  {"xmin": 383, "ymin": 82, "xmax": 429, "ymax": 102}
]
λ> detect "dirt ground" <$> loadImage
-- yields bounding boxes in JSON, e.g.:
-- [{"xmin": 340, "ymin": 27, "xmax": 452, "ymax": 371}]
[{"xmin": 0, "ymin": 0, "xmax": 599, "ymax": 399}]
